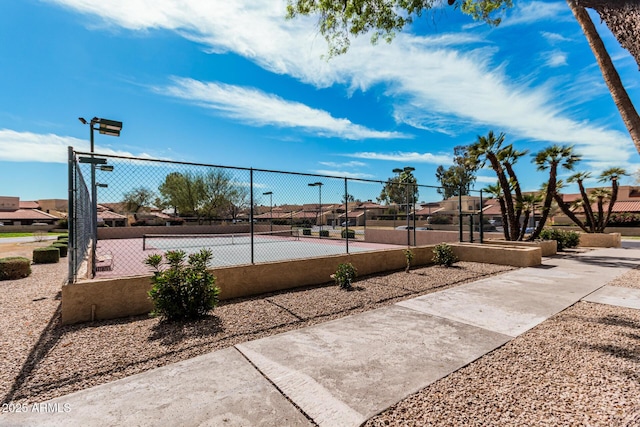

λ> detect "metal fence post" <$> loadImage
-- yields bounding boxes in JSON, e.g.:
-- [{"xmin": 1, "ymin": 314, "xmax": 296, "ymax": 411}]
[
  {"xmin": 479, "ymin": 189, "xmax": 484, "ymax": 243},
  {"xmin": 345, "ymin": 177, "xmax": 349, "ymax": 254},
  {"xmin": 458, "ymin": 190, "xmax": 463, "ymax": 242},
  {"xmin": 250, "ymin": 168, "xmax": 254, "ymax": 264},
  {"xmin": 68, "ymin": 146, "xmax": 75, "ymax": 284}
]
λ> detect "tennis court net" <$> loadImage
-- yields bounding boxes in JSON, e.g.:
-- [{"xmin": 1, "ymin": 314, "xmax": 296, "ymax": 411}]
[{"xmin": 143, "ymin": 229, "xmax": 301, "ymax": 250}]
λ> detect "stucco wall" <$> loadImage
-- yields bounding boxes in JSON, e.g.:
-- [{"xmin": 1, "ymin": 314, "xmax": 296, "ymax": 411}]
[{"xmin": 62, "ymin": 246, "xmax": 434, "ymax": 324}]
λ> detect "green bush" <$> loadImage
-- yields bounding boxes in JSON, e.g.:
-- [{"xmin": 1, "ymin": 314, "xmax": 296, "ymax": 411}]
[
  {"xmin": 57, "ymin": 234, "xmax": 69, "ymax": 240},
  {"xmin": 319, "ymin": 230, "xmax": 330, "ymax": 237},
  {"xmin": 33, "ymin": 247, "xmax": 60, "ymax": 264},
  {"xmin": 341, "ymin": 229, "xmax": 355, "ymax": 238},
  {"xmin": 145, "ymin": 249, "xmax": 220, "ymax": 321},
  {"xmin": 403, "ymin": 249, "xmax": 414, "ymax": 273},
  {"xmin": 302, "ymin": 228, "xmax": 312, "ymax": 236},
  {"xmin": 433, "ymin": 243, "xmax": 457, "ymax": 267},
  {"xmin": 539, "ymin": 229, "xmax": 580, "ymax": 251},
  {"xmin": 0, "ymin": 257, "xmax": 31, "ymax": 280},
  {"xmin": 52, "ymin": 243, "xmax": 68, "ymax": 257},
  {"xmin": 333, "ymin": 262, "xmax": 357, "ymax": 290}
]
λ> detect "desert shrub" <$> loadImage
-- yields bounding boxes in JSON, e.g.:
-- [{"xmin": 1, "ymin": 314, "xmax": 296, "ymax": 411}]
[
  {"xmin": 145, "ymin": 249, "xmax": 220, "ymax": 321},
  {"xmin": 33, "ymin": 247, "xmax": 60, "ymax": 264},
  {"xmin": 341, "ymin": 229, "xmax": 355, "ymax": 238},
  {"xmin": 57, "ymin": 219, "xmax": 68, "ymax": 229},
  {"xmin": 429, "ymin": 215, "xmax": 453, "ymax": 225},
  {"xmin": 319, "ymin": 230, "xmax": 329, "ymax": 237},
  {"xmin": 0, "ymin": 257, "xmax": 31, "ymax": 280},
  {"xmin": 539, "ymin": 229, "xmax": 580, "ymax": 251},
  {"xmin": 332, "ymin": 262, "xmax": 357, "ymax": 290},
  {"xmin": 403, "ymin": 249, "xmax": 414, "ymax": 273},
  {"xmin": 302, "ymin": 228, "xmax": 312, "ymax": 236},
  {"xmin": 433, "ymin": 243, "xmax": 457, "ymax": 267},
  {"xmin": 51, "ymin": 243, "xmax": 68, "ymax": 257}
]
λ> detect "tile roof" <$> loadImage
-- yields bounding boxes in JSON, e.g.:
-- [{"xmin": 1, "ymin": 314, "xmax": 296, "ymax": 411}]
[
  {"xmin": 19, "ymin": 200, "xmax": 40, "ymax": 209},
  {"xmin": 0, "ymin": 209, "xmax": 58, "ymax": 221}
]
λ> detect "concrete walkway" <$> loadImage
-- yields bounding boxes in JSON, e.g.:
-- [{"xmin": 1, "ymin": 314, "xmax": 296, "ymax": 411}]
[{"xmin": 3, "ymin": 247, "xmax": 640, "ymax": 427}]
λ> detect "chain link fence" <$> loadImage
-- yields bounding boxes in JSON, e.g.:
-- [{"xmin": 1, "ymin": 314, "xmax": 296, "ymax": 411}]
[{"xmin": 68, "ymin": 149, "xmax": 487, "ymax": 282}]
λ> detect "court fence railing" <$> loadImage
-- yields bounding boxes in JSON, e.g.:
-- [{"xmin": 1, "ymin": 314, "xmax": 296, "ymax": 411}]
[{"xmin": 68, "ymin": 148, "xmax": 486, "ymax": 282}]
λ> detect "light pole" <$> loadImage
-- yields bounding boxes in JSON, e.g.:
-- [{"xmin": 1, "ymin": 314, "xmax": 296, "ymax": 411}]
[
  {"xmin": 393, "ymin": 166, "xmax": 415, "ymax": 245},
  {"xmin": 79, "ymin": 117, "xmax": 122, "ymax": 278},
  {"xmin": 308, "ymin": 182, "xmax": 323, "ymax": 236},
  {"xmin": 263, "ymin": 191, "xmax": 273, "ymax": 232}
]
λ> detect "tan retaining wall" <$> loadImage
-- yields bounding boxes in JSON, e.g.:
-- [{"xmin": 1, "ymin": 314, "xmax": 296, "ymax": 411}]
[
  {"xmin": 484, "ymin": 239, "xmax": 557, "ymax": 257},
  {"xmin": 61, "ymin": 242, "xmax": 541, "ymax": 325},
  {"xmin": 577, "ymin": 232, "xmax": 621, "ymax": 248},
  {"xmin": 451, "ymin": 243, "xmax": 542, "ymax": 268}
]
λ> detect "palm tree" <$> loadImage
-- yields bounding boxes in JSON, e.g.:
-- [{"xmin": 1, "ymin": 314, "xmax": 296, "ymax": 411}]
[
  {"xmin": 598, "ymin": 167, "xmax": 628, "ymax": 228},
  {"xmin": 591, "ymin": 187, "xmax": 612, "ymax": 232},
  {"xmin": 498, "ymin": 144, "xmax": 529, "ymax": 227},
  {"xmin": 567, "ymin": 172, "xmax": 596, "ymax": 232},
  {"xmin": 516, "ymin": 192, "xmax": 543, "ymax": 241},
  {"xmin": 469, "ymin": 131, "xmax": 520, "ymax": 240},
  {"xmin": 530, "ymin": 145, "xmax": 581, "ymax": 240},
  {"xmin": 553, "ymin": 180, "xmax": 591, "ymax": 233},
  {"xmin": 568, "ymin": 1, "xmax": 640, "ymax": 154},
  {"xmin": 484, "ymin": 182, "xmax": 510, "ymax": 241}
]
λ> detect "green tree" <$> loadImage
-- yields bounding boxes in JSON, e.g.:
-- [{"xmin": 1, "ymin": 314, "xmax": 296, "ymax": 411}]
[
  {"xmin": 378, "ymin": 168, "xmax": 419, "ymax": 209},
  {"xmin": 435, "ymin": 145, "xmax": 478, "ymax": 199},
  {"xmin": 158, "ymin": 172, "xmax": 206, "ymax": 218},
  {"xmin": 287, "ymin": 0, "xmax": 640, "ymax": 154},
  {"xmin": 529, "ymin": 145, "xmax": 580, "ymax": 240},
  {"xmin": 122, "ymin": 187, "xmax": 155, "ymax": 219},
  {"xmin": 201, "ymin": 170, "xmax": 239, "ymax": 223}
]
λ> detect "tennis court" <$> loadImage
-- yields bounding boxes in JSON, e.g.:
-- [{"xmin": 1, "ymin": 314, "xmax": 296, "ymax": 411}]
[{"xmin": 93, "ymin": 231, "xmax": 402, "ymax": 279}]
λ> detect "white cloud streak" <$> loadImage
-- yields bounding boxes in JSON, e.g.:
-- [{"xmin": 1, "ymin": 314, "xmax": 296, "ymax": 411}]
[
  {"xmin": 348, "ymin": 151, "xmax": 452, "ymax": 164},
  {"xmin": 49, "ymin": 0, "xmax": 637, "ymax": 170},
  {"xmin": 0, "ymin": 129, "xmax": 150, "ymax": 163},
  {"xmin": 311, "ymin": 169, "xmax": 375, "ymax": 179},
  {"xmin": 158, "ymin": 77, "xmax": 408, "ymax": 140}
]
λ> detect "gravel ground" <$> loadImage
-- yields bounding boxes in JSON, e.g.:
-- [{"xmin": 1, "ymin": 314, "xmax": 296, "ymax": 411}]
[
  {"xmin": 365, "ymin": 270, "xmax": 640, "ymax": 427},
  {"xmin": 0, "ymin": 260, "xmax": 513, "ymax": 406},
  {"xmin": 3, "ymin": 257, "xmax": 639, "ymax": 426}
]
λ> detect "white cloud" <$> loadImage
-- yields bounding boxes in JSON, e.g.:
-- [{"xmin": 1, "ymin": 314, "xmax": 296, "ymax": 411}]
[
  {"xmin": 318, "ymin": 161, "xmax": 367, "ymax": 168},
  {"xmin": 540, "ymin": 31, "xmax": 571, "ymax": 44},
  {"xmin": 0, "ymin": 129, "xmax": 149, "ymax": 163},
  {"xmin": 348, "ymin": 151, "xmax": 452, "ymax": 164},
  {"xmin": 542, "ymin": 50, "xmax": 568, "ymax": 68},
  {"xmin": 501, "ymin": 1, "xmax": 572, "ymax": 27},
  {"xmin": 158, "ymin": 77, "xmax": 408, "ymax": 140},
  {"xmin": 311, "ymin": 169, "xmax": 375, "ymax": 179},
  {"xmin": 49, "ymin": 0, "xmax": 637, "ymax": 171}
]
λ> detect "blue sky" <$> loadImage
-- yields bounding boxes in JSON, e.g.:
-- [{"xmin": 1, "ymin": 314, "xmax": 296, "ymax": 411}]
[{"xmin": 1, "ymin": 0, "xmax": 639, "ymax": 203}]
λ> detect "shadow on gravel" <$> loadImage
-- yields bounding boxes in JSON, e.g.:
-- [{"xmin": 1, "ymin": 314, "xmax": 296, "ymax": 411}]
[
  {"xmin": 1, "ymin": 302, "xmax": 63, "ymax": 405},
  {"xmin": 148, "ymin": 315, "xmax": 224, "ymax": 345}
]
